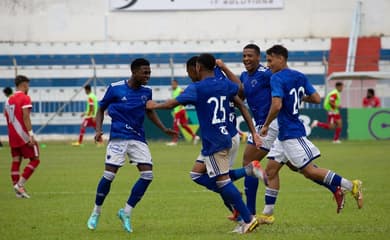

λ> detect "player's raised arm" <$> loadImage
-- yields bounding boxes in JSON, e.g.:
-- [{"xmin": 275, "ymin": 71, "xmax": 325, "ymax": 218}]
[
  {"xmin": 233, "ymin": 95, "xmax": 261, "ymax": 148},
  {"xmin": 216, "ymin": 59, "xmax": 245, "ymax": 99}
]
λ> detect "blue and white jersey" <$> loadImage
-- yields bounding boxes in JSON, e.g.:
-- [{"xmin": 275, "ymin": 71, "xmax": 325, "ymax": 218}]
[
  {"xmin": 214, "ymin": 67, "xmax": 238, "ymax": 138},
  {"xmin": 270, "ymin": 68, "xmax": 316, "ymax": 140},
  {"xmin": 99, "ymin": 80, "xmax": 152, "ymax": 143},
  {"xmin": 176, "ymin": 76, "xmax": 239, "ymax": 156},
  {"xmin": 240, "ymin": 65, "xmax": 273, "ymax": 126}
]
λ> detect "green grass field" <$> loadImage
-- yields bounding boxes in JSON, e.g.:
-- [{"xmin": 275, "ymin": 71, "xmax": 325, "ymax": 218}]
[{"xmin": 0, "ymin": 140, "xmax": 389, "ymax": 240}]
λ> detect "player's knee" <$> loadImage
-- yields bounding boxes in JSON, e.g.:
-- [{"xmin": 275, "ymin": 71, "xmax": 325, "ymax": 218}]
[
  {"xmin": 140, "ymin": 170, "xmax": 153, "ymax": 181},
  {"xmin": 190, "ymin": 171, "xmax": 202, "ymax": 182},
  {"xmin": 103, "ymin": 170, "xmax": 116, "ymax": 181},
  {"xmin": 29, "ymin": 158, "xmax": 40, "ymax": 168}
]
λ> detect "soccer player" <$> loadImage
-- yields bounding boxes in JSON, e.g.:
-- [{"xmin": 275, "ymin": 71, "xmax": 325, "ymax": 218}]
[
  {"xmin": 147, "ymin": 54, "xmax": 265, "ymax": 234},
  {"xmin": 217, "ymin": 44, "xmax": 346, "ymax": 222},
  {"xmin": 72, "ymin": 84, "xmax": 102, "ymax": 146},
  {"xmin": 311, "ymin": 81, "xmax": 344, "ymax": 143},
  {"xmin": 260, "ymin": 45, "xmax": 363, "ymax": 220},
  {"xmin": 1, "ymin": 87, "xmax": 13, "ymax": 148},
  {"xmin": 86, "ymin": 58, "xmax": 177, "ymax": 233},
  {"xmin": 4, "ymin": 76, "xmax": 40, "ymax": 198},
  {"xmin": 166, "ymin": 79, "xmax": 199, "ymax": 146},
  {"xmin": 362, "ymin": 88, "xmax": 381, "ymax": 108}
]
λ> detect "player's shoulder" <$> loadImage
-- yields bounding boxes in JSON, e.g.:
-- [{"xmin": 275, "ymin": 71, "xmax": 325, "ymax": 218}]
[{"xmin": 110, "ymin": 80, "xmax": 126, "ymax": 88}]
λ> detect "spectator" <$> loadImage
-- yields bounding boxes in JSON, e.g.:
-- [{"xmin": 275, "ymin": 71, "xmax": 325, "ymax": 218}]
[{"xmin": 362, "ymin": 88, "xmax": 381, "ymax": 108}]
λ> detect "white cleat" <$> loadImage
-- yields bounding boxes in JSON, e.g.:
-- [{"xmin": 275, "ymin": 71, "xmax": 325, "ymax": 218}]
[
  {"xmin": 14, "ymin": 184, "xmax": 30, "ymax": 199},
  {"xmin": 310, "ymin": 120, "xmax": 318, "ymax": 128}
]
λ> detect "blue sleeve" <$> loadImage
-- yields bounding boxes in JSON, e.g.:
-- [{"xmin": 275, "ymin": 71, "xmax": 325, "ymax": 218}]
[
  {"xmin": 99, "ymin": 85, "xmax": 114, "ymax": 110},
  {"xmin": 214, "ymin": 67, "xmax": 226, "ymax": 79},
  {"xmin": 270, "ymin": 74, "xmax": 284, "ymax": 98},
  {"xmin": 176, "ymin": 83, "xmax": 197, "ymax": 105},
  {"xmin": 303, "ymin": 74, "xmax": 316, "ymax": 96}
]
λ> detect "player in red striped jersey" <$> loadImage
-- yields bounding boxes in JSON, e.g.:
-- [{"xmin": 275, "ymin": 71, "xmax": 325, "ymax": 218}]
[{"xmin": 4, "ymin": 75, "xmax": 40, "ymax": 198}]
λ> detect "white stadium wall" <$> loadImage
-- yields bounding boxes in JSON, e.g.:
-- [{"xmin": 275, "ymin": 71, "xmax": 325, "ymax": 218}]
[{"xmin": 0, "ymin": 0, "xmax": 389, "ymax": 42}]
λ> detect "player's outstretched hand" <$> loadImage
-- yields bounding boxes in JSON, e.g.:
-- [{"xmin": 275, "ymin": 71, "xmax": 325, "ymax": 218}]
[
  {"xmin": 260, "ymin": 126, "xmax": 269, "ymax": 137},
  {"xmin": 146, "ymin": 100, "xmax": 157, "ymax": 110},
  {"xmin": 164, "ymin": 128, "xmax": 179, "ymax": 138},
  {"xmin": 253, "ymin": 133, "xmax": 262, "ymax": 148},
  {"xmin": 28, "ymin": 136, "xmax": 37, "ymax": 146}
]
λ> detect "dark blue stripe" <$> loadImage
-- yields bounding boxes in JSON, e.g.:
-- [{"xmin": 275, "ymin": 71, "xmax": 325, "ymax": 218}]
[
  {"xmin": 0, "ymin": 124, "xmax": 111, "ymax": 135},
  {"xmin": 380, "ymin": 49, "xmax": 390, "ymax": 60},
  {"xmin": 297, "ymin": 137, "xmax": 313, "ymax": 159},
  {"xmin": 0, "ymin": 51, "xmax": 329, "ymax": 66},
  {"xmin": 210, "ymin": 154, "xmax": 221, "ymax": 176}
]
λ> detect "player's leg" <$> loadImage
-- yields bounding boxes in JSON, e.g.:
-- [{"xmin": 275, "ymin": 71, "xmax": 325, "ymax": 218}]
[
  {"xmin": 10, "ymin": 147, "xmax": 22, "ymax": 186},
  {"xmin": 87, "ymin": 140, "xmax": 126, "ymax": 230},
  {"xmin": 178, "ymin": 110, "xmax": 197, "ymax": 141},
  {"xmin": 311, "ymin": 113, "xmax": 334, "ymax": 130},
  {"xmin": 13, "ymin": 143, "xmax": 40, "ymax": 198},
  {"xmin": 206, "ymin": 149, "xmax": 259, "ymax": 233},
  {"xmin": 285, "ymin": 137, "xmax": 363, "ymax": 211},
  {"xmin": 91, "ymin": 118, "xmax": 103, "ymax": 145},
  {"xmin": 119, "ymin": 140, "xmax": 154, "ymax": 233},
  {"xmin": 167, "ymin": 114, "xmax": 180, "ymax": 145},
  {"xmin": 74, "ymin": 118, "xmax": 88, "ymax": 145},
  {"xmin": 333, "ymin": 116, "xmax": 342, "ymax": 143},
  {"xmin": 259, "ymin": 139, "xmax": 286, "ymax": 224}
]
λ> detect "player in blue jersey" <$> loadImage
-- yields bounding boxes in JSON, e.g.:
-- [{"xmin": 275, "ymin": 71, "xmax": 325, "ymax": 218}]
[
  {"xmin": 217, "ymin": 44, "xmax": 347, "ymax": 223},
  {"xmin": 86, "ymin": 58, "xmax": 177, "ymax": 233},
  {"xmin": 147, "ymin": 54, "xmax": 266, "ymax": 234},
  {"xmin": 259, "ymin": 45, "xmax": 363, "ymax": 220}
]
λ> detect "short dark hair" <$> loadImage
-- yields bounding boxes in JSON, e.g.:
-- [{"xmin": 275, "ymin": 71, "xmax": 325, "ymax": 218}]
[
  {"xmin": 244, "ymin": 44, "xmax": 260, "ymax": 55},
  {"xmin": 84, "ymin": 84, "xmax": 91, "ymax": 91},
  {"xmin": 3, "ymin": 87, "xmax": 13, "ymax": 97},
  {"xmin": 197, "ymin": 53, "xmax": 216, "ymax": 71},
  {"xmin": 335, "ymin": 82, "xmax": 343, "ymax": 87},
  {"xmin": 186, "ymin": 56, "xmax": 198, "ymax": 68},
  {"xmin": 131, "ymin": 58, "xmax": 150, "ymax": 72},
  {"xmin": 367, "ymin": 88, "xmax": 375, "ymax": 95},
  {"xmin": 15, "ymin": 75, "xmax": 30, "ymax": 87},
  {"xmin": 266, "ymin": 45, "xmax": 288, "ymax": 60}
]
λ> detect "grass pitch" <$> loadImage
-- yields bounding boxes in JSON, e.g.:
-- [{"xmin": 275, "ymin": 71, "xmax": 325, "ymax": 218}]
[{"xmin": 0, "ymin": 140, "xmax": 389, "ymax": 240}]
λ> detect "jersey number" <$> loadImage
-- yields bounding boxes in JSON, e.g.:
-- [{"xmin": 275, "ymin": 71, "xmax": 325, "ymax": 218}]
[
  {"xmin": 289, "ymin": 87, "xmax": 305, "ymax": 114},
  {"xmin": 5, "ymin": 104, "xmax": 16, "ymax": 122},
  {"xmin": 207, "ymin": 96, "xmax": 226, "ymax": 124}
]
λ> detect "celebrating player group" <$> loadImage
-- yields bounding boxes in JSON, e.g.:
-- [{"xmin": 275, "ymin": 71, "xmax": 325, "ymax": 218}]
[{"xmin": 4, "ymin": 43, "xmax": 363, "ymax": 235}]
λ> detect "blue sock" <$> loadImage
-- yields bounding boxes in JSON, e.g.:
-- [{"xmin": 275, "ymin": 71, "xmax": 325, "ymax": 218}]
[
  {"xmin": 312, "ymin": 179, "xmax": 337, "ymax": 193},
  {"xmin": 244, "ymin": 176, "xmax": 259, "ymax": 215},
  {"xmin": 229, "ymin": 168, "xmax": 247, "ymax": 181},
  {"xmin": 191, "ymin": 172, "xmax": 218, "ymax": 192},
  {"xmin": 127, "ymin": 178, "xmax": 152, "ymax": 207},
  {"xmin": 95, "ymin": 176, "xmax": 112, "ymax": 205},
  {"xmin": 219, "ymin": 182, "xmax": 252, "ymax": 223},
  {"xmin": 323, "ymin": 170, "xmax": 342, "ymax": 187}
]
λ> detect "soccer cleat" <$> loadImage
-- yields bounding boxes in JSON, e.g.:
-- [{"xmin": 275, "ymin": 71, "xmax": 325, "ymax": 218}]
[
  {"xmin": 118, "ymin": 208, "xmax": 133, "ymax": 233},
  {"xmin": 258, "ymin": 214, "xmax": 275, "ymax": 225},
  {"xmin": 193, "ymin": 135, "xmax": 200, "ymax": 145},
  {"xmin": 310, "ymin": 120, "xmax": 318, "ymax": 128},
  {"xmin": 351, "ymin": 180, "xmax": 363, "ymax": 209},
  {"xmin": 333, "ymin": 186, "xmax": 345, "ymax": 214},
  {"xmin": 231, "ymin": 220, "xmax": 244, "ymax": 233},
  {"xmin": 13, "ymin": 184, "xmax": 30, "ymax": 199},
  {"xmin": 165, "ymin": 141, "xmax": 178, "ymax": 146},
  {"xmin": 71, "ymin": 142, "xmax": 82, "ymax": 146},
  {"xmin": 332, "ymin": 140, "xmax": 342, "ymax": 144},
  {"xmin": 15, "ymin": 192, "xmax": 24, "ymax": 198},
  {"xmin": 87, "ymin": 212, "xmax": 100, "ymax": 230},
  {"xmin": 251, "ymin": 160, "xmax": 268, "ymax": 186},
  {"xmin": 237, "ymin": 217, "xmax": 259, "ymax": 234}
]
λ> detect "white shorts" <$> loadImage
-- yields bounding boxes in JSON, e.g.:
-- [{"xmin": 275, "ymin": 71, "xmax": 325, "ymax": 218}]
[
  {"xmin": 105, "ymin": 140, "xmax": 152, "ymax": 167},
  {"xmin": 196, "ymin": 149, "xmax": 230, "ymax": 178},
  {"xmin": 247, "ymin": 119, "xmax": 279, "ymax": 151},
  {"xmin": 229, "ymin": 133, "xmax": 240, "ymax": 168},
  {"xmin": 268, "ymin": 137, "xmax": 321, "ymax": 169}
]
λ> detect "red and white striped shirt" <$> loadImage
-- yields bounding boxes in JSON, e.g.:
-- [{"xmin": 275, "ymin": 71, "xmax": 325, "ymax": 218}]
[{"xmin": 4, "ymin": 91, "xmax": 33, "ymax": 148}]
